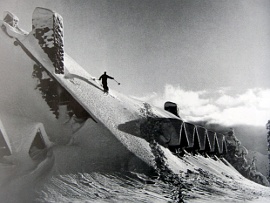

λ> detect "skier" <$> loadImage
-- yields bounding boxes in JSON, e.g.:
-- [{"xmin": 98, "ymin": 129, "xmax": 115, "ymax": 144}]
[{"xmin": 98, "ymin": 71, "xmax": 114, "ymax": 93}]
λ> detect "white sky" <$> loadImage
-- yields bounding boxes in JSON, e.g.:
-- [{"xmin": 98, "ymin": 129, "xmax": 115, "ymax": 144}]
[{"xmin": 0, "ymin": 0, "xmax": 269, "ymax": 126}]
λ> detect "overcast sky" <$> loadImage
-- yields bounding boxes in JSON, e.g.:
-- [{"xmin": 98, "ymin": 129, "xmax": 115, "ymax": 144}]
[{"xmin": 0, "ymin": 0, "xmax": 269, "ymax": 126}]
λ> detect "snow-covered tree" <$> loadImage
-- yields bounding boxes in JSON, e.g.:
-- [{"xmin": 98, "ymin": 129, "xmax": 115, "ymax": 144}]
[
  {"xmin": 267, "ymin": 120, "xmax": 270, "ymax": 182},
  {"xmin": 225, "ymin": 128, "xmax": 269, "ymax": 186}
]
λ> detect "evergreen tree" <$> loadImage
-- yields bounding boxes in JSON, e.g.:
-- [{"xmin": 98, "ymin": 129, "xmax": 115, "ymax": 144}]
[
  {"xmin": 266, "ymin": 120, "xmax": 270, "ymax": 182},
  {"xmin": 225, "ymin": 128, "xmax": 269, "ymax": 186}
]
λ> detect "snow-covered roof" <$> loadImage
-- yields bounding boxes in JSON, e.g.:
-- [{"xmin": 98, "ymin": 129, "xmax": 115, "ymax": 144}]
[
  {"xmin": 3, "ymin": 11, "xmax": 19, "ymax": 25},
  {"xmin": 4, "ymin": 5, "xmax": 229, "ymax": 162},
  {"xmin": 0, "ymin": 116, "xmax": 51, "ymax": 157},
  {"xmin": 217, "ymin": 133, "xmax": 227, "ymax": 154},
  {"xmin": 0, "ymin": 119, "xmax": 12, "ymax": 155},
  {"xmin": 178, "ymin": 123, "xmax": 189, "ymax": 148},
  {"xmin": 192, "ymin": 126, "xmax": 201, "ymax": 151},
  {"xmin": 167, "ymin": 119, "xmax": 183, "ymax": 146},
  {"xmin": 183, "ymin": 122, "xmax": 196, "ymax": 148},
  {"xmin": 207, "ymin": 130, "xmax": 217, "ymax": 152},
  {"xmin": 195, "ymin": 125, "xmax": 207, "ymax": 151}
]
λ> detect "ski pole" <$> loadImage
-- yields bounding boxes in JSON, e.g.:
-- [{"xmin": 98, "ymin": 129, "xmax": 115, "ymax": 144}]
[{"xmin": 114, "ymin": 79, "xmax": 120, "ymax": 85}]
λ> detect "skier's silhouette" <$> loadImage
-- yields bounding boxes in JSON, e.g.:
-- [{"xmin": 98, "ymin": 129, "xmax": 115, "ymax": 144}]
[{"xmin": 99, "ymin": 71, "xmax": 114, "ymax": 93}]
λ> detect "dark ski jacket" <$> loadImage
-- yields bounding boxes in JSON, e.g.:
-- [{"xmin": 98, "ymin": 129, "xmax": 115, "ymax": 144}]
[{"xmin": 99, "ymin": 73, "xmax": 114, "ymax": 86}]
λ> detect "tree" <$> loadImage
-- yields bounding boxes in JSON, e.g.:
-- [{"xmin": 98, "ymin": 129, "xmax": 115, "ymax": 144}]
[
  {"xmin": 266, "ymin": 120, "xmax": 270, "ymax": 182},
  {"xmin": 224, "ymin": 128, "xmax": 269, "ymax": 186}
]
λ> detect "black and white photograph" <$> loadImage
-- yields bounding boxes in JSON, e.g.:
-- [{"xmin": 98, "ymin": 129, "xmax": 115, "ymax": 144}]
[{"xmin": 0, "ymin": 0, "xmax": 269, "ymax": 202}]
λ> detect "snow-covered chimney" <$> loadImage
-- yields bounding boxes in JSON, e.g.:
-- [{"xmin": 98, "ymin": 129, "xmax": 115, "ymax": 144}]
[
  {"xmin": 32, "ymin": 7, "xmax": 64, "ymax": 74},
  {"xmin": 3, "ymin": 11, "xmax": 19, "ymax": 28}
]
